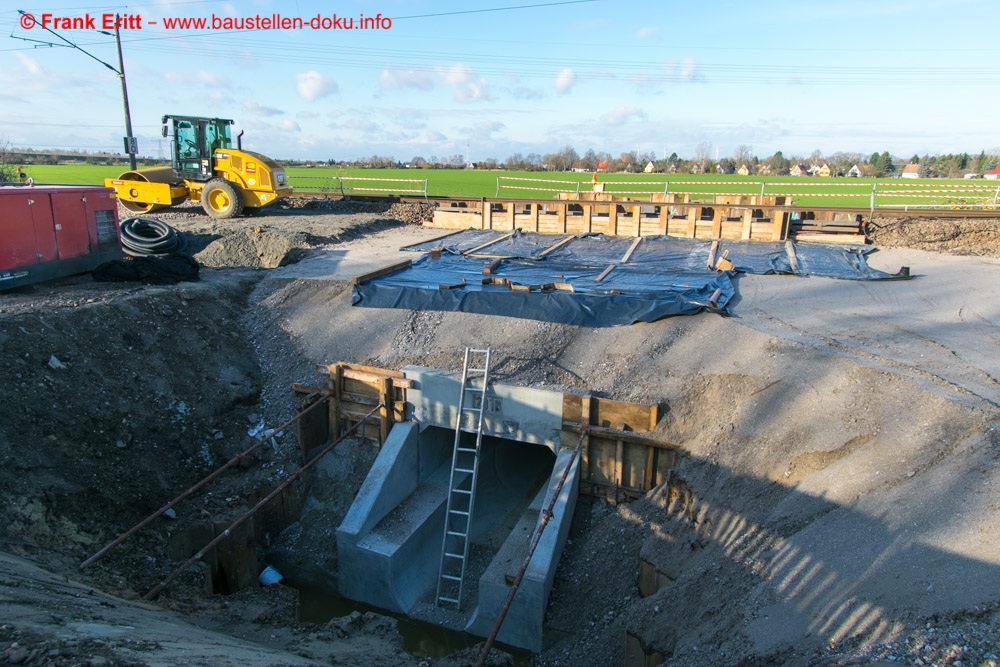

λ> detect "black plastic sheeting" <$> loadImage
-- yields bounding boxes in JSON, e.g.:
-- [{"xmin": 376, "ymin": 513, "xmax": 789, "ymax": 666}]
[{"xmin": 355, "ymin": 230, "xmax": 909, "ymax": 327}]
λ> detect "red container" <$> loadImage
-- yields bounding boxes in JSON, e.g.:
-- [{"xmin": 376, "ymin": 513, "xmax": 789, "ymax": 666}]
[{"xmin": 0, "ymin": 185, "xmax": 121, "ymax": 290}]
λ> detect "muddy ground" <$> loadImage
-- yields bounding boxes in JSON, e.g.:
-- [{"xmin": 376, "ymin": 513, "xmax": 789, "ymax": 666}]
[{"xmin": 1, "ymin": 203, "xmax": 999, "ymax": 666}]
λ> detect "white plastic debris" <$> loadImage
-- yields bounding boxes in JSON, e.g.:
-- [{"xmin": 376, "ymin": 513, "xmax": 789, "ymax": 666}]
[{"xmin": 47, "ymin": 356, "xmax": 67, "ymax": 370}]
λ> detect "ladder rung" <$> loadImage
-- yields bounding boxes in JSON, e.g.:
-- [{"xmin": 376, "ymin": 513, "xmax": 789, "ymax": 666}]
[
  {"xmin": 457, "ymin": 446, "xmax": 477, "ymax": 452},
  {"xmin": 438, "ymin": 596, "xmax": 459, "ymax": 604},
  {"xmin": 450, "ymin": 509, "xmax": 470, "ymax": 516},
  {"xmin": 455, "ymin": 467, "xmax": 475, "ymax": 474},
  {"xmin": 444, "ymin": 552, "xmax": 464, "ymax": 559},
  {"xmin": 451, "ymin": 488, "xmax": 472, "ymax": 495},
  {"xmin": 446, "ymin": 530, "xmax": 467, "ymax": 537},
  {"xmin": 441, "ymin": 574, "xmax": 463, "ymax": 582}
]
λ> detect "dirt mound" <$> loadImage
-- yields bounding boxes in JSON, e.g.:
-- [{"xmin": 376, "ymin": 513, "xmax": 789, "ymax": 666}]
[
  {"xmin": 867, "ymin": 216, "xmax": 1000, "ymax": 256},
  {"xmin": 195, "ymin": 230, "xmax": 309, "ymax": 268}
]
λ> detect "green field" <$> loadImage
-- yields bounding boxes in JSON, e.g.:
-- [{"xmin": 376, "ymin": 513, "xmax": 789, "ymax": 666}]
[{"xmin": 20, "ymin": 164, "xmax": 999, "ymax": 210}]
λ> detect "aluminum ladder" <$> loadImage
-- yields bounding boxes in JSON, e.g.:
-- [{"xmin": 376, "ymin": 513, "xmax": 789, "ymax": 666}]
[{"xmin": 435, "ymin": 347, "xmax": 492, "ymax": 609}]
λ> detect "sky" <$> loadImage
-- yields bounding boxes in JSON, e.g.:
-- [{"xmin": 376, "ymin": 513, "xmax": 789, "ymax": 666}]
[{"xmin": 1, "ymin": 0, "xmax": 999, "ymax": 163}]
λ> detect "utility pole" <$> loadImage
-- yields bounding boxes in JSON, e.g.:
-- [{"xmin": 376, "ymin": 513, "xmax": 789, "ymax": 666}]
[{"xmin": 114, "ymin": 16, "xmax": 137, "ymax": 170}]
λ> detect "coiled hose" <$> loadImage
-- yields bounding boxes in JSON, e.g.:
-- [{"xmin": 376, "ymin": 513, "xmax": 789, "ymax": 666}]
[{"xmin": 119, "ymin": 217, "xmax": 187, "ymax": 257}]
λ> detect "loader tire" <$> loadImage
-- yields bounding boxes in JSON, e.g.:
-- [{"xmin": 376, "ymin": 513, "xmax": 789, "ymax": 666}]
[{"xmin": 201, "ymin": 179, "xmax": 244, "ymax": 219}]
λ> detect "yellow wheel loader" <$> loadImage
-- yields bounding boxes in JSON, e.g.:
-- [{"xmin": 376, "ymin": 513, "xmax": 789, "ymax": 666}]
[{"xmin": 104, "ymin": 115, "xmax": 291, "ymax": 219}]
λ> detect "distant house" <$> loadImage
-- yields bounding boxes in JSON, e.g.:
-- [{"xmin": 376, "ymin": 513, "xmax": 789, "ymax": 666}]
[
  {"xmin": 901, "ymin": 163, "xmax": 921, "ymax": 179},
  {"xmin": 812, "ymin": 163, "xmax": 832, "ymax": 178},
  {"xmin": 789, "ymin": 164, "xmax": 810, "ymax": 177},
  {"xmin": 644, "ymin": 161, "xmax": 656, "ymax": 173},
  {"xmin": 847, "ymin": 164, "xmax": 864, "ymax": 178},
  {"xmin": 571, "ymin": 162, "xmax": 588, "ymax": 173},
  {"xmin": 984, "ymin": 164, "xmax": 1000, "ymax": 180},
  {"xmin": 737, "ymin": 164, "xmax": 750, "ymax": 176},
  {"xmin": 596, "ymin": 161, "xmax": 609, "ymax": 172}
]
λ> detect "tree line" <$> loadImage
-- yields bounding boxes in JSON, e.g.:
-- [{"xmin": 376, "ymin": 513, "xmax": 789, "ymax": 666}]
[{"xmin": 325, "ymin": 145, "xmax": 999, "ymax": 179}]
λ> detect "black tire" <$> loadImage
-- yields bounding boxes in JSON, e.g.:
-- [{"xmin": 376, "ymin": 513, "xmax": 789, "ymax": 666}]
[{"xmin": 201, "ymin": 179, "xmax": 244, "ymax": 219}]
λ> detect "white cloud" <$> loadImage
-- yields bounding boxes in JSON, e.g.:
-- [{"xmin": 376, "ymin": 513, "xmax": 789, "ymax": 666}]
[
  {"xmin": 14, "ymin": 52, "xmax": 42, "ymax": 76},
  {"xmin": 637, "ymin": 27, "xmax": 659, "ymax": 39},
  {"xmin": 297, "ymin": 110, "xmax": 320, "ymax": 119},
  {"xmin": 440, "ymin": 64, "xmax": 487, "ymax": 103},
  {"xmin": 555, "ymin": 68, "xmax": 576, "ymax": 94},
  {"xmin": 379, "ymin": 64, "xmax": 488, "ymax": 103},
  {"xmin": 379, "ymin": 68, "xmax": 434, "ymax": 91},
  {"xmin": 346, "ymin": 118, "xmax": 378, "ymax": 132},
  {"xmin": 680, "ymin": 57, "xmax": 699, "ymax": 82},
  {"xmin": 277, "ymin": 119, "xmax": 301, "ymax": 132},
  {"xmin": 242, "ymin": 100, "xmax": 284, "ymax": 116},
  {"xmin": 601, "ymin": 106, "xmax": 647, "ymax": 126},
  {"xmin": 663, "ymin": 57, "xmax": 701, "ymax": 83},
  {"xmin": 473, "ymin": 120, "xmax": 505, "ymax": 137},
  {"xmin": 195, "ymin": 70, "xmax": 229, "ymax": 86},
  {"xmin": 296, "ymin": 71, "xmax": 338, "ymax": 102}
]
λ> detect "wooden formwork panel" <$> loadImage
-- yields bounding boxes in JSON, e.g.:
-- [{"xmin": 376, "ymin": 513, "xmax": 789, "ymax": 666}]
[{"xmin": 562, "ymin": 394, "xmax": 658, "ymax": 431}]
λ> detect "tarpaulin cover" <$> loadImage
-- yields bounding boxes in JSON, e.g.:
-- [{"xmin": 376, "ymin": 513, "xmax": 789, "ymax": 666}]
[{"xmin": 355, "ymin": 230, "xmax": 908, "ymax": 327}]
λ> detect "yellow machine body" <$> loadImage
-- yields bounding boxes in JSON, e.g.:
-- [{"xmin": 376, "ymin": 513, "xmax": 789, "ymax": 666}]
[{"xmin": 103, "ymin": 115, "xmax": 291, "ymax": 218}]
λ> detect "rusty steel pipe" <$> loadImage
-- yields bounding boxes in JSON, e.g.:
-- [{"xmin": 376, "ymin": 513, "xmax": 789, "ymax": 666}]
[
  {"xmin": 475, "ymin": 427, "xmax": 589, "ymax": 667},
  {"xmin": 81, "ymin": 396, "xmax": 330, "ymax": 570},
  {"xmin": 143, "ymin": 403, "xmax": 381, "ymax": 601}
]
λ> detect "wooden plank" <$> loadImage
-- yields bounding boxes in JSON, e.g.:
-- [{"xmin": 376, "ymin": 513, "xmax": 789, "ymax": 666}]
[
  {"xmin": 608, "ymin": 203, "xmax": 618, "ymax": 235},
  {"xmin": 685, "ymin": 206, "xmax": 697, "ymax": 237},
  {"xmin": 537, "ymin": 234, "xmax": 576, "ymax": 258},
  {"xmin": 463, "ymin": 230, "xmax": 515, "ymax": 255},
  {"xmin": 785, "ymin": 240, "xmax": 801, "ymax": 274},
  {"xmin": 352, "ymin": 259, "xmax": 411, "ymax": 286},
  {"xmin": 482, "ymin": 258, "xmax": 503, "ymax": 275},
  {"xmin": 657, "ymin": 205, "xmax": 668, "ymax": 235},
  {"xmin": 482, "ymin": 202, "xmax": 492, "ymax": 230},
  {"xmin": 594, "ymin": 264, "xmax": 616, "ymax": 283},
  {"xmin": 530, "ymin": 203, "xmax": 539, "ymax": 232},
  {"xmin": 620, "ymin": 237, "xmax": 643, "ymax": 263},
  {"xmin": 398, "ymin": 227, "xmax": 464, "ymax": 250},
  {"xmin": 558, "ymin": 203, "xmax": 567, "ymax": 233},
  {"xmin": 583, "ymin": 204, "xmax": 593, "ymax": 233},
  {"xmin": 706, "ymin": 240, "xmax": 719, "ymax": 270},
  {"xmin": 563, "ymin": 426, "xmax": 677, "ymax": 451}
]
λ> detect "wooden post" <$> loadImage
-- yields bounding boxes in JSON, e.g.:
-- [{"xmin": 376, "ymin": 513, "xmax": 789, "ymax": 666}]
[
  {"xmin": 644, "ymin": 447, "xmax": 656, "ymax": 492},
  {"xmin": 772, "ymin": 209, "xmax": 787, "ymax": 241},
  {"xmin": 530, "ymin": 203, "xmax": 539, "ymax": 232},
  {"xmin": 657, "ymin": 205, "xmax": 668, "ymax": 235},
  {"xmin": 632, "ymin": 205, "xmax": 642, "ymax": 237},
  {"xmin": 608, "ymin": 204, "xmax": 618, "ymax": 236},
  {"xmin": 711, "ymin": 207, "xmax": 723, "ymax": 239},
  {"xmin": 741, "ymin": 208, "xmax": 753, "ymax": 240},
  {"xmin": 614, "ymin": 438, "xmax": 624, "ymax": 505},
  {"xmin": 685, "ymin": 206, "xmax": 697, "ymax": 238},
  {"xmin": 558, "ymin": 203, "xmax": 567, "ymax": 233},
  {"xmin": 379, "ymin": 376, "xmax": 392, "ymax": 445},
  {"xmin": 482, "ymin": 202, "xmax": 492, "ymax": 230},
  {"xmin": 332, "ymin": 364, "xmax": 343, "ymax": 440},
  {"xmin": 508, "ymin": 202, "xmax": 516, "ymax": 230},
  {"xmin": 583, "ymin": 204, "xmax": 593, "ymax": 233}
]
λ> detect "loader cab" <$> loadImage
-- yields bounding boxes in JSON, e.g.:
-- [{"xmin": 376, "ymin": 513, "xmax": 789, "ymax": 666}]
[{"xmin": 163, "ymin": 115, "xmax": 233, "ymax": 183}]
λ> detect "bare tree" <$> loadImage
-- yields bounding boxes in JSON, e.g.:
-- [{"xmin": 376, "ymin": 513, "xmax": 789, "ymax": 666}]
[
  {"xmin": 733, "ymin": 144, "xmax": 754, "ymax": 167},
  {"xmin": 694, "ymin": 141, "xmax": 713, "ymax": 173}
]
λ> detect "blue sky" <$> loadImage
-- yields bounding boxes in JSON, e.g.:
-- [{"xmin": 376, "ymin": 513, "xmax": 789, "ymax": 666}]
[{"xmin": 2, "ymin": 0, "xmax": 998, "ymax": 163}]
